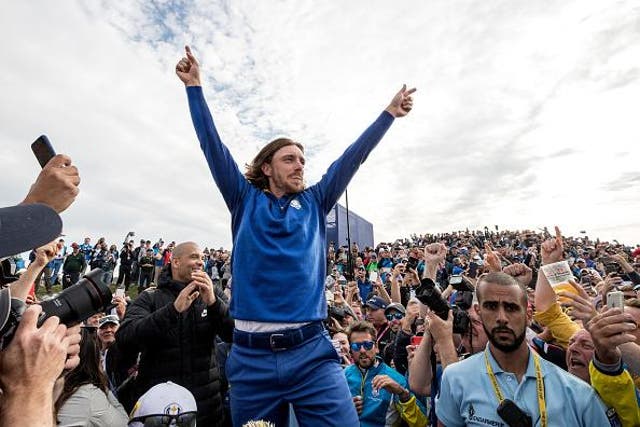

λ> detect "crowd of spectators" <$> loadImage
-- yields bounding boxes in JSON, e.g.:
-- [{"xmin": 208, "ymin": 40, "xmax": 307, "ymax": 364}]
[{"xmin": 4, "ymin": 223, "xmax": 640, "ymax": 426}]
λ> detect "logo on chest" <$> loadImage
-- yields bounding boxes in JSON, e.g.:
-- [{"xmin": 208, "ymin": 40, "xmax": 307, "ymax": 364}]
[{"xmin": 290, "ymin": 198, "xmax": 302, "ymax": 210}]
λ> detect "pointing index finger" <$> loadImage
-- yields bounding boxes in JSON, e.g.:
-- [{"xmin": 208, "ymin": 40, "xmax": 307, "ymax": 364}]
[
  {"xmin": 554, "ymin": 226, "xmax": 562, "ymax": 243},
  {"xmin": 185, "ymin": 45, "xmax": 198, "ymax": 65}
]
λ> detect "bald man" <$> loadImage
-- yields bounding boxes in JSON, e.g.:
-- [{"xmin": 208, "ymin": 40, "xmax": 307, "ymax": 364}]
[{"xmin": 116, "ymin": 242, "xmax": 234, "ymax": 427}]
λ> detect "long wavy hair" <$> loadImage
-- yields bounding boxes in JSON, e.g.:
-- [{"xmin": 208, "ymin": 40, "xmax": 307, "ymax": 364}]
[
  {"xmin": 244, "ymin": 138, "xmax": 304, "ymax": 190},
  {"xmin": 55, "ymin": 328, "xmax": 109, "ymax": 414}
]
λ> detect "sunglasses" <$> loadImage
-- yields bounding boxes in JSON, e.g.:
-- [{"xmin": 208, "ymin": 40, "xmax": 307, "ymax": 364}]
[
  {"xmin": 350, "ymin": 341, "xmax": 375, "ymax": 352},
  {"xmin": 386, "ymin": 313, "xmax": 404, "ymax": 321},
  {"xmin": 129, "ymin": 412, "xmax": 197, "ymax": 427}
]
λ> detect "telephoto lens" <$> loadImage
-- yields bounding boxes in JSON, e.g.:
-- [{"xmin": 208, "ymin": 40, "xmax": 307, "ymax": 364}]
[
  {"xmin": 414, "ymin": 277, "xmax": 450, "ymax": 320},
  {"xmin": 38, "ymin": 268, "xmax": 113, "ymax": 326}
]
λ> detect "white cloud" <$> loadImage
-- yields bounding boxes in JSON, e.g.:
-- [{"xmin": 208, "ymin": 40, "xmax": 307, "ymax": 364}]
[{"xmin": 1, "ymin": 0, "xmax": 639, "ymax": 250}]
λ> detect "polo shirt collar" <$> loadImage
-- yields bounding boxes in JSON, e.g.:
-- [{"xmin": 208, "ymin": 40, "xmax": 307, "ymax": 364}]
[{"xmin": 484, "ymin": 343, "xmax": 543, "ymax": 379}]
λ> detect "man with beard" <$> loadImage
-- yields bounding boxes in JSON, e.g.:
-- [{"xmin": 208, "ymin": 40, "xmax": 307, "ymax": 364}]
[
  {"xmin": 436, "ymin": 272, "xmax": 610, "ymax": 427},
  {"xmin": 176, "ymin": 44, "xmax": 415, "ymax": 426},
  {"xmin": 344, "ymin": 320, "xmax": 427, "ymax": 427}
]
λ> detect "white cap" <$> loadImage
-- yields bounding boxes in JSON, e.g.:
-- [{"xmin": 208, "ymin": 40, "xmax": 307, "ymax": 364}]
[{"xmin": 129, "ymin": 382, "xmax": 197, "ymax": 427}]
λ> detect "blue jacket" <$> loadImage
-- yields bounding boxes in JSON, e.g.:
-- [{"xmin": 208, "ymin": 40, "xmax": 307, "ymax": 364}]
[
  {"xmin": 187, "ymin": 86, "xmax": 394, "ymax": 322},
  {"xmin": 344, "ymin": 358, "xmax": 428, "ymax": 427}
]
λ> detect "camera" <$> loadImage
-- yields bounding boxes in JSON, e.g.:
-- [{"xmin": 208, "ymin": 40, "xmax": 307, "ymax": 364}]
[
  {"xmin": 497, "ymin": 399, "xmax": 532, "ymax": 427},
  {"xmin": 414, "ymin": 277, "xmax": 449, "ymax": 320},
  {"xmin": 0, "ymin": 269, "xmax": 113, "ymax": 350},
  {"xmin": 406, "ymin": 257, "xmax": 419, "ymax": 271},
  {"xmin": 414, "ymin": 277, "xmax": 470, "ymax": 334},
  {"xmin": 328, "ymin": 305, "xmax": 347, "ymax": 322}
]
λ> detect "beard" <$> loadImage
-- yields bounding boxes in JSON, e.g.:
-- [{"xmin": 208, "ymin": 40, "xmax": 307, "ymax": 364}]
[
  {"xmin": 483, "ymin": 324, "xmax": 526, "ymax": 353},
  {"xmin": 355, "ymin": 353, "xmax": 375, "ymax": 369}
]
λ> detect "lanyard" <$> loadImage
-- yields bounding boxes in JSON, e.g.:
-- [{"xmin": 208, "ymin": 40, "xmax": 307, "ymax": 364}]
[
  {"xmin": 484, "ymin": 348, "xmax": 547, "ymax": 427},
  {"xmin": 376, "ymin": 324, "xmax": 390, "ymax": 347}
]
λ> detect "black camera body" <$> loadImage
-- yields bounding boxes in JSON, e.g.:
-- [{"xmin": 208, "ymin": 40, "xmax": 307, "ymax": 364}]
[
  {"xmin": 405, "ymin": 257, "xmax": 419, "ymax": 271},
  {"xmin": 415, "ymin": 277, "xmax": 449, "ymax": 319},
  {"xmin": 0, "ymin": 269, "xmax": 112, "ymax": 350},
  {"xmin": 328, "ymin": 305, "xmax": 347, "ymax": 322},
  {"xmin": 497, "ymin": 399, "xmax": 533, "ymax": 427},
  {"xmin": 414, "ymin": 277, "xmax": 471, "ymax": 335}
]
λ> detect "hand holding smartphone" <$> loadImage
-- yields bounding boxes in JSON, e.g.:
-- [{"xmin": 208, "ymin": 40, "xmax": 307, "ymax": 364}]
[{"xmin": 31, "ymin": 135, "xmax": 56, "ymax": 168}]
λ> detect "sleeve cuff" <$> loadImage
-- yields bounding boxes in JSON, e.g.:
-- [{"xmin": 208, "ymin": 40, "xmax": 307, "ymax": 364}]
[{"xmin": 592, "ymin": 356, "xmax": 624, "ymax": 376}]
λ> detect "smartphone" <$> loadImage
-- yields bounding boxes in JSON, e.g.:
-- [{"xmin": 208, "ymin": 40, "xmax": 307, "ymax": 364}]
[
  {"xmin": 410, "ymin": 335, "xmax": 423, "ymax": 346},
  {"xmin": 607, "ymin": 291, "xmax": 624, "ymax": 311},
  {"xmin": 31, "ymin": 135, "xmax": 56, "ymax": 168},
  {"xmin": 369, "ymin": 271, "xmax": 378, "ymax": 283},
  {"xmin": 114, "ymin": 287, "xmax": 125, "ymax": 298}
]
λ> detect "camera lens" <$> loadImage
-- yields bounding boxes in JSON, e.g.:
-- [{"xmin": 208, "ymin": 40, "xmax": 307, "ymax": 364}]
[{"xmin": 38, "ymin": 268, "xmax": 113, "ymax": 327}]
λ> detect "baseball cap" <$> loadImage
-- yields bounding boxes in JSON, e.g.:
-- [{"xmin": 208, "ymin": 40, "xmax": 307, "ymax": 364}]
[
  {"xmin": 129, "ymin": 381, "xmax": 197, "ymax": 427},
  {"xmin": 384, "ymin": 302, "xmax": 406, "ymax": 315},
  {"xmin": 365, "ymin": 296, "xmax": 388, "ymax": 310},
  {"xmin": 0, "ymin": 204, "xmax": 62, "ymax": 258},
  {"xmin": 576, "ymin": 258, "xmax": 586, "ymax": 263},
  {"xmin": 98, "ymin": 314, "xmax": 119, "ymax": 328},
  {"xmin": 71, "ymin": 242, "xmax": 79, "ymax": 249}
]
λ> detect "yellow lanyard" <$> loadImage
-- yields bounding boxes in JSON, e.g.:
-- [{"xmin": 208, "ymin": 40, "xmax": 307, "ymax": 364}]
[{"xmin": 484, "ymin": 348, "xmax": 547, "ymax": 427}]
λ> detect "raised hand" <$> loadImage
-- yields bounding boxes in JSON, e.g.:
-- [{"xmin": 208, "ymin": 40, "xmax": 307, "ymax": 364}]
[
  {"xmin": 22, "ymin": 154, "xmax": 80, "ymax": 213},
  {"xmin": 173, "ymin": 282, "xmax": 200, "ymax": 313},
  {"xmin": 385, "ymin": 84, "xmax": 416, "ymax": 118},
  {"xmin": 32, "ymin": 241, "xmax": 59, "ymax": 268},
  {"xmin": 426, "ymin": 310, "xmax": 454, "ymax": 345},
  {"xmin": 503, "ymin": 263, "xmax": 533, "ymax": 287},
  {"xmin": 175, "ymin": 45, "xmax": 201, "ymax": 87},
  {"xmin": 191, "ymin": 270, "xmax": 216, "ymax": 306},
  {"xmin": 540, "ymin": 226, "xmax": 564, "ymax": 265},
  {"xmin": 484, "ymin": 243, "xmax": 502, "ymax": 273},
  {"xmin": 558, "ymin": 280, "xmax": 598, "ymax": 323},
  {"xmin": 587, "ymin": 308, "xmax": 637, "ymax": 364},
  {"xmin": 424, "ymin": 243, "xmax": 446, "ymax": 266}
]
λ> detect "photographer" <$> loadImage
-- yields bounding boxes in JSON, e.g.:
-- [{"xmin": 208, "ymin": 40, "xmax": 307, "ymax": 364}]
[
  {"xmin": 1, "ymin": 201, "xmax": 81, "ymax": 426},
  {"xmin": 0, "ymin": 304, "xmax": 81, "ymax": 426}
]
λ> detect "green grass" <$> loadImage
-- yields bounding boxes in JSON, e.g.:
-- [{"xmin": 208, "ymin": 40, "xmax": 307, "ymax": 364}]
[{"xmin": 36, "ymin": 281, "xmax": 141, "ymax": 302}]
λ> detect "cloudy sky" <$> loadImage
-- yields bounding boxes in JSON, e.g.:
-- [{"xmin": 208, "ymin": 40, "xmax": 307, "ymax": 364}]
[{"xmin": 2, "ymin": 0, "xmax": 639, "ymax": 249}]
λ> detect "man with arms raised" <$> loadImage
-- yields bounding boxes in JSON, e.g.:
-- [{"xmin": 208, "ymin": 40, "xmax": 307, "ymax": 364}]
[
  {"xmin": 435, "ymin": 272, "xmax": 610, "ymax": 426},
  {"xmin": 176, "ymin": 45, "xmax": 415, "ymax": 426}
]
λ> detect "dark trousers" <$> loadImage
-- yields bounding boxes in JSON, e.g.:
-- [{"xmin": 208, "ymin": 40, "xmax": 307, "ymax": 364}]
[
  {"xmin": 63, "ymin": 271, "xmax": 81, "ymax": 289},
  {"xmin": 117, "ymin": 264, "xmax": 132, "ymax": 289},
  {"xmin": 138, "ymin": 269, "xmax": 153, "ymax": 290}
]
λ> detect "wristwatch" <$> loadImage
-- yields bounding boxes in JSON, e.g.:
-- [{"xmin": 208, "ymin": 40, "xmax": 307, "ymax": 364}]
[{"xmin": 398, "ymin": 387, "xmax": 411, "ymax": 402}]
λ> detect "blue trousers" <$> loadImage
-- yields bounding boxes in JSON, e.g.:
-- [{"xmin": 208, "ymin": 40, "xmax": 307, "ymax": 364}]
[
  {"xmin": 227, "ymin": 330, "xmax": 359, "ymax": 427},
  {"xmin": 49, "ymin": 259, "xmax": 63, "ymax": 283}
]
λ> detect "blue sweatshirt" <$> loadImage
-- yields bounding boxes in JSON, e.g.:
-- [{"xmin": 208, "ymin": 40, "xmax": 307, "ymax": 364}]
[{"xmin": 187, "ymin": 86, "xmax": 394, "ymax": 322}]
